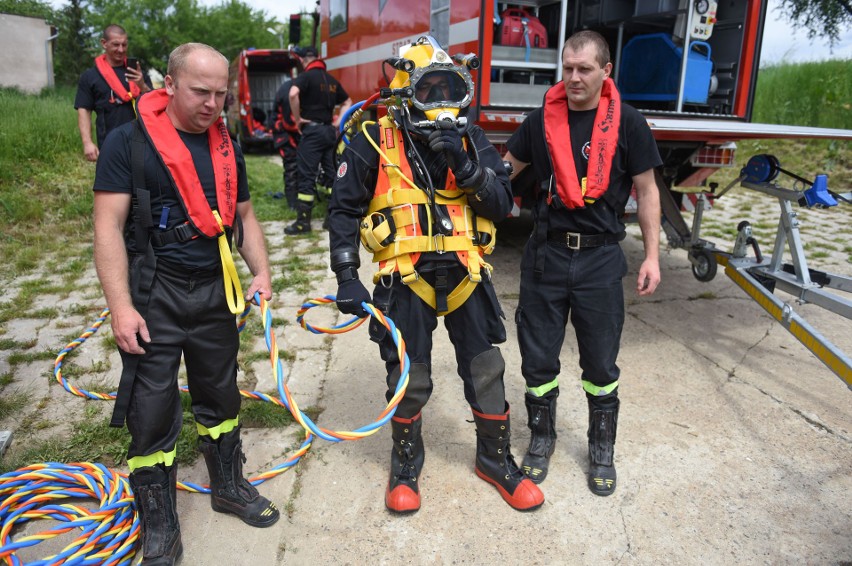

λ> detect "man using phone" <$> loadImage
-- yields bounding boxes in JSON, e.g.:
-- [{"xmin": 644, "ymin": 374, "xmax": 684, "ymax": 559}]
[{"xmin": 75, "ymin": 24, "xmax": 152, "ymax": 161}]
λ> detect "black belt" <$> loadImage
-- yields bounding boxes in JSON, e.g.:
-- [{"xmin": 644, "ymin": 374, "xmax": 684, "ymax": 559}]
[{"xmin": 546, "ymin": 230, "xmax": 625, "ymax": 249}]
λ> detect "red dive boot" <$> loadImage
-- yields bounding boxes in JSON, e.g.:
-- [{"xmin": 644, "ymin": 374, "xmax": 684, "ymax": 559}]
[
  {"xmin": 385, "ymin": 413, "xmax": 424, "ymax": 513},
  {"xmin": 472, "ymin": 407, "xmax": 544, "ymax": 511}
]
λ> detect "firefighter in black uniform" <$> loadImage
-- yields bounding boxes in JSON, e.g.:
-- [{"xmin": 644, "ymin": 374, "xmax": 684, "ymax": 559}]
[
  {"xmin": 285, "ymin": 46, "xmax": 352, "ymax": 234},
  {"xmin": 327, "ymin": 36, "xmax": 544, "ymax": 514},
  {"xmin": 504, "ymin": 30, "xmax": 662, "ymax": 496},
  {"xmin": 93, "ymin": 44, "xmax": 279, "ymax": 564},
  {"xmin": 75, "ymin": 24, "xmax": 151, "ymax": 162},
  {"xmin": 272, "ymin": 76, "xmax": 300, "ymax": 209}
]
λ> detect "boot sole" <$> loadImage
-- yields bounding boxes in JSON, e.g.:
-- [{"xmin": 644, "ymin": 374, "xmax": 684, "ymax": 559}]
[
  {"xmin": 475, "ymin": 468, "xmax": 544, "ymax": 512},
  {"xmin": 211, "ymin": 501, "xmax": 280, "ymax": 528}
]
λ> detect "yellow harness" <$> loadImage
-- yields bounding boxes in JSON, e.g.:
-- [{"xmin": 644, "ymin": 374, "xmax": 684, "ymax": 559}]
[{"xmin": 359, "ymin": 117, "xmax": 496, "ymax": 315}]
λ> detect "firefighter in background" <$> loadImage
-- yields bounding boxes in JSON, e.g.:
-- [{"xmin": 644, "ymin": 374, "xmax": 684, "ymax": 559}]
[
  {"xmin": 75, "ymin": 24, "xmax": 152, "ymax": 162},
  {"xmin": 272, "ymin": 76, "xmax": 301, "ymax": 210},
  {"xmin": 327, "ymin": 36, "xmax": 544, "ymax": 513},
  {"xmin": 285, "ymin": 46, "xmax": 352, "ymax": 234},
  {"xmin": 504, "ymin": 30, "xmax": 662, "ymax": 495}
]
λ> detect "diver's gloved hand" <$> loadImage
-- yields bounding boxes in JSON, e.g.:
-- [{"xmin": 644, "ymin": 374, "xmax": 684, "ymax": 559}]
[
  {"xmin": 335, "ymin": 278, "xmax": 371, "ymax": 318},
  {"xmin": 428, "ymin": 124, "xmax": 476, "ymax": 182}
]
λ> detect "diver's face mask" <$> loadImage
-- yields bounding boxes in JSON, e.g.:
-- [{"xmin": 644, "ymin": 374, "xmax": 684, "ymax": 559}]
[
  {"xmin": 408, "ymin": 67, "xmax": 474, "ymax": 123},
  {"xmin": 413, "ymin": 70, "xmax": 469, "ymax": 107}
]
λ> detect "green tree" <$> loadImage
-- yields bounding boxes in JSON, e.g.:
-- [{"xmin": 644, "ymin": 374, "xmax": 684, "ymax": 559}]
[
  {"xmin": 82, "ymin": 0, "xmax": 277, "ymax": 71},
  {"xmin": 53, "ymin": 0, "xmax": 91, "ymax": 86},
  {"xmin": 777, "ymin": 0, "xmax": 852, "ymax": 46},
  {"xmin": 0, "ymin": 0, "xmax": 53, "ymax": 19}
]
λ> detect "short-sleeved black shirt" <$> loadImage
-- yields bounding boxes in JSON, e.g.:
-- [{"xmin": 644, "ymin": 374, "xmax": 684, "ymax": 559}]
[
  {"xmin": 93, "ymin": 120, "xmax": 250, "ymax": 269},
  {"xmin": 292, "ymin": 68, "xmax": 349, "ymax": 124},
  {"xmin": 507, "ymin": 101, "xmax": 662, "ymax": 234},
  {"xmin": 74, "ymin": 66, "xmax": 152, "ymax": 146}
]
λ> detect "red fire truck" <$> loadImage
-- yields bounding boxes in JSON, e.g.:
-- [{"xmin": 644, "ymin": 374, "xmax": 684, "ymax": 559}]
[
  {"xmin": 314, "ymin": 0, "xmax": 850, "ymax": 234},
  {"xmin": 225, "ymin": 48, "xmax": 301, "ymax": 149}
]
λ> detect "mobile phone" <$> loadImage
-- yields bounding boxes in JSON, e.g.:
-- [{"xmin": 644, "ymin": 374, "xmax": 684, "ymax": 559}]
[{"xmin": 126, "ymin": 57, "xmax": 140, "ymax": 69}]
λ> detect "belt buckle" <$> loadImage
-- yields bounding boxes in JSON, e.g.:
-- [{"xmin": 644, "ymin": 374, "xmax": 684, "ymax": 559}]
[{"xmin": 566, "ymin": 232, "xmax": 581, "ymax": 250}]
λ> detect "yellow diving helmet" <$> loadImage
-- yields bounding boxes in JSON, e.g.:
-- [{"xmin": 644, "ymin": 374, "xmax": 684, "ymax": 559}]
[{"xmin": 388, "ymin": 36, "xmax": 476, "ymax": 123}]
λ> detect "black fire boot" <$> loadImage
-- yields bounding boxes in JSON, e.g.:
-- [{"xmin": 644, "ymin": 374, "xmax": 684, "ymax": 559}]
[
  {"xmin": 522, "ymin": 392, "xmax": 558, "ymax": 484},
  {"xmin": 199, "ymin": 426, "xmax": 280, "ymax": 527},
  {"xmin": 130, "ymin": 465, "xmax": 183, "ymax": 565},
  {"xmin": 472, "ymin": 406, "xmax": 544, "ymax": 511},
  {"xmin": 385, "ymin": 413, "xmax": 425, "ymax": 514},
  {"xmin": 284, "ymin": 206, "xmax": 312, "ymax": 235},
  {"xmin": 588, "ymin": 396, "xmax": 619, "ymax": 496}
]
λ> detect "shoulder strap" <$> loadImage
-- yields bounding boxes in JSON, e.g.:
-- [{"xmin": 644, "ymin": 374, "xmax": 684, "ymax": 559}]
[{"xmin": 131, "ymin": 121, "xmax": 152, "ymax": 252}]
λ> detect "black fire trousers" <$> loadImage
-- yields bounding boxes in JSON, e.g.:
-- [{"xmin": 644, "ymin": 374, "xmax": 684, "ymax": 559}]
[
  {"xmin": 515, "ymin": 240, "xmax": 627, "ymax": 397},
  {"xmin": 294, "ymin": 122, "xmax": 336, "ymax": 209},
  {"xmin": 124, "ymin": 260, "xmax": 241, "ymax": 461}
]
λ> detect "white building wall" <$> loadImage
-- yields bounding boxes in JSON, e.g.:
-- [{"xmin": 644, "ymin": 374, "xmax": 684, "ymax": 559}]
[{"xmin": 0, "ymin": 13, "xmax": 54, "ymax": 93}]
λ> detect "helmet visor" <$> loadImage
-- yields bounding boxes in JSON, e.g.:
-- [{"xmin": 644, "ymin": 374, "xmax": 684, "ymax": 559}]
[{"xmin": 410, "ymin": 68, "xmax": 472, "ymax": 112}]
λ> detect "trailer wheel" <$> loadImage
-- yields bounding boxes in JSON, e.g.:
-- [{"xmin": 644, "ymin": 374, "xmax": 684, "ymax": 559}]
[{"xmin": 690, "ymin": 249, "xmax": 717, "ymax": 282}]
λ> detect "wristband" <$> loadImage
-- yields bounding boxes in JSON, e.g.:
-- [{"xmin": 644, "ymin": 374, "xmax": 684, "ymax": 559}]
[{"xmin": 335, "ymin": 266, "xmax": 358, "ymax": 284}]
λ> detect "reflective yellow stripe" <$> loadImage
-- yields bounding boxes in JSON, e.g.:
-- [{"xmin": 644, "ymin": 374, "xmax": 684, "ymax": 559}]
[
  {"xmin": 128, "ymin": 449, "xmax": 176, "ymax": 472},
  {"xmin": 213, "ymin": 210, "xmax": 244, "ymax": 315},
  {"xmin": 582, "ymin": 380, "xmax": 618, "ymax": 396},
  {"xmin": 527, "ymin": 379, "xmax": 559, "ymax": 398},
  {"xmin": 196, "ymin": 417, "xmax": 240, "ymax": 440},
  {"xmin": 297, "ymin": 193, "xmax": 315, "ymax": 203}
]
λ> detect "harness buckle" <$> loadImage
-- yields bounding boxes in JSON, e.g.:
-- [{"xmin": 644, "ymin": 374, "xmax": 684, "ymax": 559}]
[
  {"xmin": 433, "ymin": 234, "xmax": 446, "ymax": 254},
  {"xmin": 565, "ymin": 232, "xmax": 582, "ymax": 250}
]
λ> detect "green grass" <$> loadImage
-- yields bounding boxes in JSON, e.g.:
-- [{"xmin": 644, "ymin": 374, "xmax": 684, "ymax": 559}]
[{"xmin": 754, "ymin": 60, "xmax": 852, "ymax": 130}]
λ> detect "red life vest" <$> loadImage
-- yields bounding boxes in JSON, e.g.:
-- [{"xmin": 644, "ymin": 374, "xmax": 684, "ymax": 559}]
[
  {"xmin": 95, "ymin": 54, "xmax": 140, "ymax": 104},
  {"xmin": 542, "ymin": 78, "xmax": 621, "ymax": 208},
  {"xmin": 136, "ymin": 90, "xmax": 237, "ymax": 238}
]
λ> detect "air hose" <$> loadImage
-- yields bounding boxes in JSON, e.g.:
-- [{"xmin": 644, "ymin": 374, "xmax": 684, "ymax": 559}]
[{"xmin": 1, "ymin": 295, "xmax": 408, "ymax": 564}]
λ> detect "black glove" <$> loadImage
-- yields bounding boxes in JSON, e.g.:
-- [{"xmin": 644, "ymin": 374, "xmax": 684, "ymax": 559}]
[
  {"xmin": 335, "ymin": 278, "xmax": 371, "ymax": 317},
  {"xmin": 427, "ymin": 126, "xmax": 476, "ymax": 180}
]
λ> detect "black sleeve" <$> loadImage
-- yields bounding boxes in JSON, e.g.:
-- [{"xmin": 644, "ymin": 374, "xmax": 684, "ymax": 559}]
[
  {"xmin": 74, "ymin": 69, "xmax": 96, "ymax": 111},
  {"xmin": 235, "ymin": 141, "xmax": 250, "ymax": 202},
  {"xmin": 465, "ymin": 125, "xmax": 513, "ymax": 221},
  {"xmin": 334, "ymin": 77, "xmax": 349, "ymax": 105},
  {"xmin": 623, "ymin": 104, "xmax": 663, "ymax": 176},
  {"xmin": 292, "ymin": 73, "xmax": 307, "ymax": 92},
  {"xmin": 93, "ymin": 123, "xmax": 134, "ymax": 193},
  {"xmin": 506, "ymin": 108, "xmax": 539, "ymax": 164},
  {"xmin": 327, "ymin": 124, "xmax": 380, "ymax": 266}
]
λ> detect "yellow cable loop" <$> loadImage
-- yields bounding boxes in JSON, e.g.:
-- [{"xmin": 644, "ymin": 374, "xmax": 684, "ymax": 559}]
[{"xmin": 213, "ymin": 210, "xmax": 245, "ymax": 315}]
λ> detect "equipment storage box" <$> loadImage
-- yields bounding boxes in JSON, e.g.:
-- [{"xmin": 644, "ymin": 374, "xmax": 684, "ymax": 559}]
[{"xmin": 617, "ymin": 33, "xmax": 713, "ymax": 104}]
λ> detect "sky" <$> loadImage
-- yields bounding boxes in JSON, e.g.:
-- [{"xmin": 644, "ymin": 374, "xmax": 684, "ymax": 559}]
[{"xmin": 50, "ymin": 0, "xmax": 851, "ymax": 64}]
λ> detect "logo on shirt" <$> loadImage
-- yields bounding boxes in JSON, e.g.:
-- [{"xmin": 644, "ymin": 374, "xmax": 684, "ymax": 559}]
[
  {"xmin": 337, "ymin": 162, "xmax": 348, "ymax": 178},
  {"xmin": 581, "ymin": 141, "xmax": 591, "ymax": 161}
]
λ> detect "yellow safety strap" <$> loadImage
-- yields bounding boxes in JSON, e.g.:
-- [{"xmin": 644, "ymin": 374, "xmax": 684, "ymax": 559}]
[
  {"xmin": 128, "ymin": 448, "xmax": 176, "ymax": 472},
  {"xmin": 582, "ymin": 380, "xmax": 619, "ymax": 397},
  {"xmin": 213, "ymin": 210, "xmax": 245, "ymax": 315},
  {"xmin": 527, "ymin": 379, "xmax": 559, "ymax": 398},
  {"xmin": 196, "ymin": 416, "xmax": 240, "ymax": 440},
  {"xmin": 364, "ymin": 118, "xmax": 496, "ymax": 316}
]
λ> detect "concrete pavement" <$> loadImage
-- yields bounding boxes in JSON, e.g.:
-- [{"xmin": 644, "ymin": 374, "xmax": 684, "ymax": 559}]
[{"xmin": 178, "ymin": 214, "xmax": 851, "ymax": 565}]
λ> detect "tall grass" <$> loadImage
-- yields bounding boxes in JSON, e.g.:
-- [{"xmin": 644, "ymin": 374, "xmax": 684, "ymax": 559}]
[
  {"xmin": 0, "ymin": 86, "xmax": 95, "ymax": 276},
  {"xmin": 754, "ymin": 60, "xmax": 852, "ymax": 129}
]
